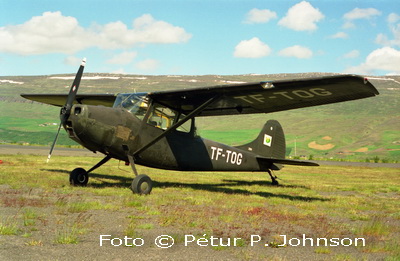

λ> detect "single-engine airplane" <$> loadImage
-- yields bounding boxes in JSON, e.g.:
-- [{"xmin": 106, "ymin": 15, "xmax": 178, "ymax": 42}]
[{"xmin": 21, "ymin": 59, "xmax": 379, "ymax": 194}]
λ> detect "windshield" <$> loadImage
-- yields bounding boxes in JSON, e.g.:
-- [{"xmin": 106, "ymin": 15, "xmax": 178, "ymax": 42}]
[{"xmin": 113, "ymin": 93, "xmax": 149, "ymax": 120}]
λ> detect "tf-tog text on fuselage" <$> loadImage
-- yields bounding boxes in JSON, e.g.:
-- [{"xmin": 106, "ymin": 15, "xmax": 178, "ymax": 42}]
[{"xmin": 210, "ymin": 146, "xmax": 243, "ymax": 165}]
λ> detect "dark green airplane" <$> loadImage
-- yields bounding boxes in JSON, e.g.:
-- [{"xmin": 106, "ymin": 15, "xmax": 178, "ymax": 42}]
[{"xmin": 21, "ymin": 59, "xmax": 379, "ymax": 194}]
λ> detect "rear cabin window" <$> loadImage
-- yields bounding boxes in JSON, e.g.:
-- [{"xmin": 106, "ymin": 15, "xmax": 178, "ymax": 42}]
[{"xmin": 147, "ymin": 103, "xmax": 192, "ymax": 133}]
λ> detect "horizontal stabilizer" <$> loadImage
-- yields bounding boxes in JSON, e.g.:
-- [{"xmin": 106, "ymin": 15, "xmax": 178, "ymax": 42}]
[{"xmin": 257, "ymin": 156, "xmax": 319, "ymax": 168}]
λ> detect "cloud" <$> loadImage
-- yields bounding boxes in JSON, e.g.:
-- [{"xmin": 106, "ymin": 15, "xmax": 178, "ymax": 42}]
[
  {"xmin": 343, "ymin": 8, "xmax": 381, "ymax": 20},
  {"xmin": 376, "ymin": 13, "xmax": 400, "ymax": 47},
  {"xmin": 278, "ymin": 1, "xmax": 324, "ymax": 32},
  {"xmin": 329, "ymin": 32, "xmax": 348, "ymax": 39},
  {"xmin": 106, "ymin": 52, "xmax": 137, "ymax": 65},
  {"xmin": 388, "ymin": 13, "xmax": 400, "ymax": 24},
  {"xmin": 96, "ymin": 14, "xmax": 192, "ymax": 48},
  {"xmin": 343, "ymin": 50, "xmax": 360, "ymax": 59},
  {"xmin": 0, "ymin": 12, "xmax": 192, "ymax": 55},
  {"xmin": 135, "ymin": 59, "xmax": 160, "ymax": 71},
  {"xmin": 244, "ymin": 8, "xmax": 277, "ymax": 24},
  {"xmin": 64, "ymin": 56, "xmax": 83, "ymax": 66},
  {"xmin": 278, "ymin": 45, "xmax": 313, "ymax": 59},
  {"xmin": 342, "ymin": 8, "xmax": 381, "ymax": 29},
  {"xmin": 233, "ymin": 37, "xmax": 271, "ymax": 58},
  {"xmin": 344, "ymin": 47, "xmax": 400, "ymax": 74},
  {"xmin": 0, "ymin": 12, "xmax": 88, "ymax": 55}
]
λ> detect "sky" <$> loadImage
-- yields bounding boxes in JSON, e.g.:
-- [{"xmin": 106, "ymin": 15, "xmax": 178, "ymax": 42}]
[{"xmin": 1, "ymin": 0, "xmax": 400, "ymax": 76}]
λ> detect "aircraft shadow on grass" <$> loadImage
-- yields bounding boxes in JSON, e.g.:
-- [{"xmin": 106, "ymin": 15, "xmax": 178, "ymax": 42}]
[{"xmin": 44, "ymin": 169, "xmax": 329, "ymax": 202}]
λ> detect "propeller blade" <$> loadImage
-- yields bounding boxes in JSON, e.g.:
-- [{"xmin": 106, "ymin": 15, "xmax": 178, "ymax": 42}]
[
  {"xmin": 47, "ymin": 58, "xmax": 86, "ymax": 163},
  {"xmin": 61, "ymin": 58, "xmax": 86, "ymax": 124},
  {"xmin": 47, "ymin": 122, "xmax": 62, "ymax": 163}
]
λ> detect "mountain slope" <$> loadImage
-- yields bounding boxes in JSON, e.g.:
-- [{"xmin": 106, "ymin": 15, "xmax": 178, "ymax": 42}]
[{"xmin": 0, "ymin": 73, "xmax": 399, "ymax": 161}]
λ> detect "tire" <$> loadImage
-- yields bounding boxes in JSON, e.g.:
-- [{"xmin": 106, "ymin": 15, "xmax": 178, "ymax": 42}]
[
  {"xmin": 70, "ymin": 168, "xmax": 89, "ymax": 186},
  {"xmin": 131, "ymin": 174, "xmax": 152, "ymax": 195}
]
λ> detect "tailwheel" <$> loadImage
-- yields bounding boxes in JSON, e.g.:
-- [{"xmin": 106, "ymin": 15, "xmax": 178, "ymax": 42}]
[
  {"xmin": 70, "ymin": 168, "xmax": 89, "ymax": 186},
  {"xmin": 267, "ymin": 169, "xmax": 279, "ymax": 186},
  {"xmin": 131, "ymin": 174, "xmax": 153, "ymax": 195}
]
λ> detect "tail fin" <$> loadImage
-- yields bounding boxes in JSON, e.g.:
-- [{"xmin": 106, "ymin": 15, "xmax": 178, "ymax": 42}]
[{"xmin": 236, "ymin": 120, "xmax": 286, "ymax": 159}]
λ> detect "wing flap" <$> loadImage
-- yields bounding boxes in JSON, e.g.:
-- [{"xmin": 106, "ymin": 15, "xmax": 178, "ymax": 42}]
[
  {"xmin": 148, "ymin": 75, "xmax": 379, "ymax": 116},
  {"xmin": 20, "ymin": 94, "xmax": 117, "ymax": 107}
]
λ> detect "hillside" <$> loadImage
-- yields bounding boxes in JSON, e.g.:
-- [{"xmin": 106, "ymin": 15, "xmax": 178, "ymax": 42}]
[{"xmin": 0, "ymin": 73, "xmax": 399, "ymax": 162}]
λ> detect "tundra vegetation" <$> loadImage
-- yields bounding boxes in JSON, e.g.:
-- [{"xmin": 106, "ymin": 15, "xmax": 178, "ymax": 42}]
[{"xmin": 0, "ymin": 155, "xmax": 399, "ymax": 260}]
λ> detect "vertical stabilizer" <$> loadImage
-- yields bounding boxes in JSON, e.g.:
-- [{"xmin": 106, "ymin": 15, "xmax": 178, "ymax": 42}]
[{"xmin": 236, "ymin": 120, "xmax": 286, "ymax": 159}]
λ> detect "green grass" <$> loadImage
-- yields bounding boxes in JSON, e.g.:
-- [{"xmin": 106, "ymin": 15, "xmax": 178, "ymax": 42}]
[
  {"xmin": 356, "ymin": 217, "xmax": 390, "ymax": 239},
  {"xmin": 0, "ymin": 219, "xmax": 19, "ymax": 235},
  {"xmin": 0, "ymin": 155, "xmax": 400, "ymax": 260},
  {"xmin": 0, "ymin": 154, "xmax": 399, "ymax": 259},
  {"xmin": 198, "ymin": 129, "xmax": 258, "ymax": 146},
  {"xmin": 23, "ymin": 208, "xmax": 38, "ymax": 226},
  {"xmin": 54, "ymin": 226, "xmax": 79, "ymax": 244}
]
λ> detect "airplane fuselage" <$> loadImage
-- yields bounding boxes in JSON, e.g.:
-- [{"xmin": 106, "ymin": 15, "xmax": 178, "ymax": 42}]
[{"xmin": 65, "ymin": 104, "xmax": 265, "ymax": 172}]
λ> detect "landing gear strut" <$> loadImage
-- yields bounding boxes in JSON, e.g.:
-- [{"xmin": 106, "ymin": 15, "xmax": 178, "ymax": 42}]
[
  {"xmin": 69, "ymin": 155, "xmax": 111, "ymax": 187},
  {"xmin": 69, "ymin": 152, "xmax": 153, "ymax": 195},
  {"xmin": 267, "ymin": 169, "xmax": 279, "ymax": 185}
]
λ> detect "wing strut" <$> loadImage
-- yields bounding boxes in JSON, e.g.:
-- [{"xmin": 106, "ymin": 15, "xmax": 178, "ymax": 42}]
[{"xmin": 132, "ymin": 95, "xmax": 220, "ymax": 158}]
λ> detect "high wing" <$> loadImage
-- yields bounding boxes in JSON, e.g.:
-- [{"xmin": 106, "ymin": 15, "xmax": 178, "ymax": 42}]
[
  {"xmin": 20, "ymin": 94, "xmax": 116, "ymax": 107},
  {"xmin": 21, "ymin": 75, "xmax": 379, "ymax": 115},
  {"xmin": 148, "ymin": 75, "xmax": 379, "ymax": 116}
]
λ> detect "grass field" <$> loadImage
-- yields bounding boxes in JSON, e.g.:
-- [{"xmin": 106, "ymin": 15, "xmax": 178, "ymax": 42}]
[{"xmin": 0, "ymin": 155, "xmax": 399, "ymax": 260}]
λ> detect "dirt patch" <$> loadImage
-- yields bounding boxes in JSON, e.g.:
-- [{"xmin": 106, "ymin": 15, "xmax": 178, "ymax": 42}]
[
  {"xmin": 308, "ymin": 141, "xmax": 335, "ymax": 150},
  {"xmin": 322, "ymin": 136, "xmax": 332, "ymax": 141},
  {"xmin": 354, "ymin": 147, "xmax": 369, "ymax": 153}
]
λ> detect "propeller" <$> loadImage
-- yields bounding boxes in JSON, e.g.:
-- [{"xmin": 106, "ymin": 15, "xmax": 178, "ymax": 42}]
[{"xmin": 47, "ymin": 58, "xmax": 86, "ymax": 163}]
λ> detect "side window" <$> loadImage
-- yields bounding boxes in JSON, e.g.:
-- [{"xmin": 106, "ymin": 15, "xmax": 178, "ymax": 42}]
[
  {"xmin": 176, "ymin": 114, "xmax": 192, "ymax": 133},
  {"xmin": 147, "ymin": 103, "xmax": 193, "ymax": 133},
  {"xmin": 147, "ymin": 103, "xmax": 176, "ymax": 130}
]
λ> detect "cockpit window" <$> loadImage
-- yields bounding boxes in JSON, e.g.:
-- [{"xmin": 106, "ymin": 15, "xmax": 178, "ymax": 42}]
[
  {"xmin": 113, "ymin": 93, "xmax": 148, "ymax": 120},
  {"xmin": 114, "ymin": 93, "xmax": 194, "ymax": 133}
]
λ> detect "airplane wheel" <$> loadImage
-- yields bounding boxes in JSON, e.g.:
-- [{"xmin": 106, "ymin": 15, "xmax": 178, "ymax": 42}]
[
  {"xmin": 131, "ymin": 174, "xmax": 152, "ymax": 195},
  {"xmin": 70, "ymin": 168, "xmax": 89, "ymax": 186},
  {"xmin": 271, "ymin": 179, "xmax": 279, "ymax": 186}
]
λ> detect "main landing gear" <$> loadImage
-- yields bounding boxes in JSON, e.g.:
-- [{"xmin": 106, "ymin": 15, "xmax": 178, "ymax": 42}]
[
  {"xmin": 127, "ymin": 155, "xmax": 153, "ymax": 195},
  {"xmin": 69, "ymin": 155, "xmax": 111, "ymax": 186},
  {"xmin": 267, "ymin": 169, "xmax": 279, "ymax": 185},
  {"xmin": 69, "ymin": 155, "xmax": 153, "ymax": 195},
  {"xmin": 130, "ymin": 174, "xmax": 152, "ymax": 195}
]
